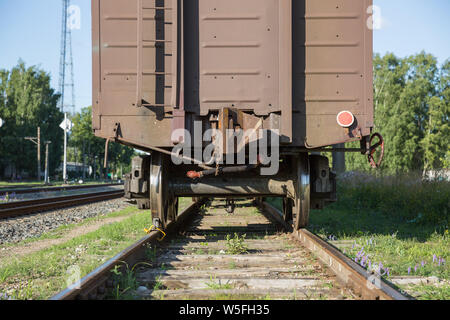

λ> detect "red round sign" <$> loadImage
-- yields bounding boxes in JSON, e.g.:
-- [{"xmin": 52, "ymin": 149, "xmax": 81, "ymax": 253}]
[{"xmin": 337, "ymin": 111, "xmax": 355, "ymax": 128}]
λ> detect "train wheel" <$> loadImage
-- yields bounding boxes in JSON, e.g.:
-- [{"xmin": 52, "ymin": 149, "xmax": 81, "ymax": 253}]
[
  {"xmin": 150, "ymin": 153, "xmax": 170, "ymax": 229},
  {"xmin": 293, "ymin": 154, "xmax": 310, "ymax": 230}
]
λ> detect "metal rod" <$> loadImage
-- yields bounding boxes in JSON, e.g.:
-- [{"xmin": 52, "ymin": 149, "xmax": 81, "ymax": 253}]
[
  {"xmin": 307, "ymin": 148, "xmax": 363, "ymax": 153},
  {"xmin": 170, "ymin": 176, "xmax": 295, "ymax": 197},
  {"xmin": 332, "ymin": 143, "xmax": 346, "ymax": 174},
  {"xmin": 37, "ymin": 127, "xmax": 41, "ymax": 181},
  {"xmin": 116, "ymin": 137, "xmax": 214, "ymax": 170},
  {"xmin": 104, "ymin": 138, "xmax": 110, "ymax": 169},
  {"xmin": 63, "ymin": 113, "xmax": 68, "ymax": 183},
  {"xmin": 24, "ymin": 127, "xmax": 41, "ymax": 181},
  {"xmin": 44, "ymin": 141, "xmax": 51, "ymax": 184}
]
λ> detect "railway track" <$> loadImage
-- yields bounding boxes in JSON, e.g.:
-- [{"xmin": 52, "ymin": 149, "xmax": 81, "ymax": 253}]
[
  {"xmin": 0, "ymin": 190, "xmax": 124, "ymax": 220},
  {"xmin": 51, "ymin": 199, "xmax": 410, "ymax": 301},
  {"xmin": 0, "ymin": 183, "xmax": 123, "ymax": 196}
]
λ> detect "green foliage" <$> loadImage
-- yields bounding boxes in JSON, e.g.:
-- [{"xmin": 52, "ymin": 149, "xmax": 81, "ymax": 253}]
[
  {"xmin": 205, "ymin": 275, "xmax": 234, "ymax": 290},
  {"xmin": 68, "ymin": 106, "xmax": 136, "ymax": 179},
  {"xmin": 225, "ymin": 233, "xmax": 248, "ymax": 255},
  {"xmin": 333, "ymin": 173, "xmax": 449, "ymax": 225},
  {"xmin": 109, "ymin": 264, "xmax": 139, "ymax": 300},
  {"xmin": 304, "ymin": 174, "xmax": 449, "ymax": 299},
  {"xmin": 346, "ymin": 52, "xmax": 449, "ymax": 173},
  {"xmin": 0, "ymin": 61, "xmax": 135, "ymax": 180},
  {"xmin": 0, "ymin": 61, "xmax": 63, "ymax": 179},
  {"xmin": 0, "ymin": 206, "xmax": 142, "ymax": 299}
]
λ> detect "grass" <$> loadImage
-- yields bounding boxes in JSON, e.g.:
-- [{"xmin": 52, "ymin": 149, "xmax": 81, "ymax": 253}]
[
  {"xmin": 1, "ymin": 198, "xmax": 193, "ymax": 252},
  {"xmin": 0, "ymin": 206, "xmax": 140, "ymax": 252},
  {"xmin": 152, "ymin": 276, "xmax": 165, "ymax": 291},
  {"xmin": 0, "ymin": 206, "xmax": 149, "ymax": 299},
  {"xmin": 178, "ymin": 197, "xmax": 193, "ymax": 211},
  {"xmin": 205, "ymin": 275, "xmax": 234, "ymax": 290},
  {"xmin": 267, "ymin": 173, "xmax": 449, "ymax": 300},
  {"xmin": 109, "ymin": 264, "xmax": 139, "ymax": 300},
  {"xmin": 334, "ymin": 172, "xmax": 449, "ymax": 225},
  {"xmin": 0, "ymin": 197, "xmax": 192, "ymax": 300},
  {"xmin": 404, "ymin": 284, "xmax": 450, "ymax": 300},
  {"xmin": 0, "ymin": 181, "xmax": 44, "ymax": 187}
]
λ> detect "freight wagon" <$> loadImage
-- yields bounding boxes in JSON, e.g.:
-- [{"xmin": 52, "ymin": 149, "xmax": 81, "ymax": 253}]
[{"xmin": 91, "ymin": 0, "xmax": 384, "ymax": 229}]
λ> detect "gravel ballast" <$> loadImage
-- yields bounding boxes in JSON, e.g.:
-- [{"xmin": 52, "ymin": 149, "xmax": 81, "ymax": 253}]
[{"xmin": 0, "ymin": 199, "xmax": 133, "ymax": 245}]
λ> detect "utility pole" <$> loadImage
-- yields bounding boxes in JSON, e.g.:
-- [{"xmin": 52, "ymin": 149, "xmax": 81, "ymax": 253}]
[
  {"xmin": 94, "ymin": 156, "xmax": 98, "ymax": 181},
  {"xmin": 82, "ymin": 141, "xmax": 86, "ymax": 180},
  {"xmin": 60, "ymin": 113, "xmax": 73, "ymax": 184},
  {"xmin": 44, "ymin": 141, "xmax": 52, "ymax": 184},
  {"xmin": 25, "ymin": 127, "xmax": 41, "ymax": 181},
  {"xmin": 64, "ymin": 113, "xmax": 68, "ymax": 183}
]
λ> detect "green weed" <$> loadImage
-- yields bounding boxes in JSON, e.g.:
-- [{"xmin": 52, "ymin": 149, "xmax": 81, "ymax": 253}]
[
  {"xmin": 225, "ymin": 233, "xmax": 249, "ymax": 255},
  {"xmin": 205, "ymin": 275, "xmax": 234, "ymax": 290}
]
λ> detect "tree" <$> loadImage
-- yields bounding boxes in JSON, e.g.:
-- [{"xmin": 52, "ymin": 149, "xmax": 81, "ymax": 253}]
[
  {"xmin": 0, "ymin": 62, "xmax": 63, "ymax": 179},
  {"xmin": 422, "ymin": 59, "xmax": 450, "ymax": 170},
  {"xmin": 69, "ymin": 106, "xmax": 136, "ymax": 179},
  {"xmin": 346, "ymin": 52, "xmax": 448, "ymax": 173}
]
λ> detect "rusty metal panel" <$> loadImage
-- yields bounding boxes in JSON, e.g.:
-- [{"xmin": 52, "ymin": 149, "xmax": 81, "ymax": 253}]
[
  {"xmin": 92, "ymin": 0, "xmax": 374, "ymax": 151},
  {"xmin": 197, "ymin": 0, "xmax": 291, "ymax": 121},
  {"xmin": 93, "ymin": 0, "xmax": 178, "ymax": 148},
  {"xmin": 293, "ymin": 0, "xmax": 373, "ymax": 148},
  {"xmin": 99, "ymin": 0, "xmax": 176, "ymax": 111},
  {"xmin": 92, "ymin": 0, "xmax": 101, "ymax": 130}
]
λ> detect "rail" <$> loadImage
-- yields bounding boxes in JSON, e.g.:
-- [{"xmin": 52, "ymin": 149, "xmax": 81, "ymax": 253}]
[
  {"xmin": 0, "ymin": 183, "xmax": 123, "ymax": 196},
  {"xmin": 0, "ymin": 190, "xmax": 124, "ymax": 220}
]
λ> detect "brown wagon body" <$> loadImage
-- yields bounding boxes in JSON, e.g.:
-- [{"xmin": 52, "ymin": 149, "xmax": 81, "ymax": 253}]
[{"xmin": 91, "ymin": 0, "xmax": 380, "ymax": 229}]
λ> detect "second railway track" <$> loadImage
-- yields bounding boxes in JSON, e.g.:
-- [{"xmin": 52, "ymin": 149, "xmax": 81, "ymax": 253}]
[
  {"xmin": 0, "ymin": 190, "xmax": 124, "ymax": 220},
  {"xmin": 0, "ymin": 183, "xmax": 123, "ymax": 196},
  {"xmin": 52, "ymin": 199, "xmax": 410, "ymax": 301}
]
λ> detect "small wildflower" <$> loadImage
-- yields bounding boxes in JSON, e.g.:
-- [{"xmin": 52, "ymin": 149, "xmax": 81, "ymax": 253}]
[
  {"xmin": 357, "ymin": 247, "xmax": 365, "ymax": 258},
  {"xmin": 361, "ymin": 256, "xmax": 367, "ymax": 267},
  {"xmin": 433, "ymin": 254, "xmax": 437, "ymax": 263},
  {"xmin": 0, "ymin": 293, "xmax": 11, "ymax": 300},
  {"xmin": 408, "ymin": 267, "xmax": 411, "ymax": 275}
]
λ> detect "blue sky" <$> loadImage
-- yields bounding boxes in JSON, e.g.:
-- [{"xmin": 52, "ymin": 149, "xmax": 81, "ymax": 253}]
[{"xmin": 0, "ymin": 0, "xmax": 449, "ymax": 114}]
